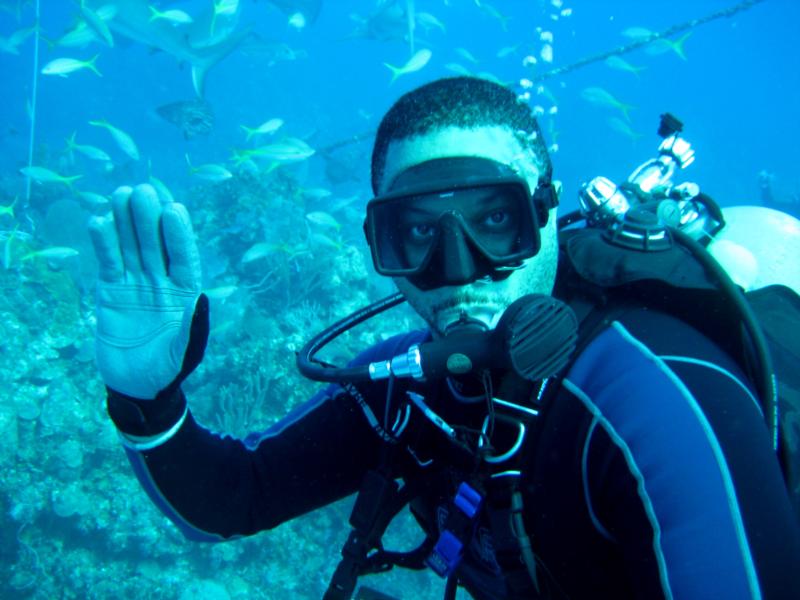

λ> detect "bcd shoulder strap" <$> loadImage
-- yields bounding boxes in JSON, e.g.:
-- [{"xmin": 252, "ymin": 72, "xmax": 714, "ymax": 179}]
[
  {"xmin": 746, "ymin": 284, "xmax": 800, "ymax": 517},
  {"xmin": 556, "ymin": 225, "xmax": 800, "ymax": 520}
]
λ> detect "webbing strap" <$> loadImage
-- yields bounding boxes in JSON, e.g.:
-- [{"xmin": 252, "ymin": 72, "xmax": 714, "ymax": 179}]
[{"xmin": 324, "ymin": 470, "xmax": 417, "ymax": 600}]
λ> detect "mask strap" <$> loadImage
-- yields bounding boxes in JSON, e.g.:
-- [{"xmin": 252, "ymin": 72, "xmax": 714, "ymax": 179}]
[{"xmin": 533, "ymin": 164, "xmax": 558, "ymax": 227}]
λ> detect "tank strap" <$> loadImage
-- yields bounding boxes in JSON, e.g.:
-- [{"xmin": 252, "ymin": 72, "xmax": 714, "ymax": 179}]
[{"xmin": 324, "ymin": 468, "xmax": 416, "ymax": 600}]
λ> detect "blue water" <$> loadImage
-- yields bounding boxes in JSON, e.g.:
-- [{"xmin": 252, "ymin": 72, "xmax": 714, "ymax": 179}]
[
  {"xmin": 2, "ymin": 0, "xmax": 798, "ymax": 211},
  {"xmin": 0, "ymin": 1, "xmax": 797, "ymax": 598}
]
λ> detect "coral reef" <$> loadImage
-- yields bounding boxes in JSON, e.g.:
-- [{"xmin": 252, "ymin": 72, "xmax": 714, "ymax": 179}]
[{"xmin": 1, "ymin": 166, "xmax": 440, "ymax": 599}]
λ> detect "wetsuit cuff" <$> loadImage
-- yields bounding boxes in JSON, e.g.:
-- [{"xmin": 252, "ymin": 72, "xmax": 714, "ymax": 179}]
[
  {"xmin": 106, "ymin": 385, "xmax": 188, "ymax": 442},
  {"xmin": 117, "ymin": 405, "xmax": 188, "ymax": 451}
]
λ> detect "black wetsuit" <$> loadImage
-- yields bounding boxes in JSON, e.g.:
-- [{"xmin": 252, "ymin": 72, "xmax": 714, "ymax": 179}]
[{"xmin": 109, "ymin": 306, "xmax": 800, "ymax": 599}]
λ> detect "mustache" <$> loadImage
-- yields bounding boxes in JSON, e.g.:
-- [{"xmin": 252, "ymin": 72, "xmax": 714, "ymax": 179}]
[{"xmin": 431, "ymin": 291, "xmax": 506, "ymax": 313}]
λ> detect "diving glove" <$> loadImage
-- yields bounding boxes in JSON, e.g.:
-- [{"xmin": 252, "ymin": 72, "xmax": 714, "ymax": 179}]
[{"xmin": 89, "ymin": 184, "xmax": 208, "ymax": 401}]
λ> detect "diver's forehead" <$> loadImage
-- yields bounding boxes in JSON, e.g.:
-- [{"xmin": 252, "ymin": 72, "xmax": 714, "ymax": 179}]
[{"xmin": 380, "ymin": 125, "xmax": 539, "ymax": 194}]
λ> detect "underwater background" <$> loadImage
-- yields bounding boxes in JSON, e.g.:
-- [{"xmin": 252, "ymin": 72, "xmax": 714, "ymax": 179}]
[{"xmin": 0, "ymin": 0, "xmax": 797, "ymax": 598}]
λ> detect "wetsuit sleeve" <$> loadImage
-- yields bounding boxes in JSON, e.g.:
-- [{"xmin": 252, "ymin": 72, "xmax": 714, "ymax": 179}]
[
  {"xmin": 122, "ymin": 383, "xmax": 381, "ymax": 540},
  {"xmin": 108, "ymin": 331, "xmax": 428, "ymax": 541},
  {"xmin": 564, "ymin": 311, "xmax": 800, "ymax": 599}
]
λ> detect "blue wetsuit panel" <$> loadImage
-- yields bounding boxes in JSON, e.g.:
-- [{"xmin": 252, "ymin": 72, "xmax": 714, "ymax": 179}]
[{"xmin": 525, "ymin": 308, "xmax": 800, "ymax": 599}]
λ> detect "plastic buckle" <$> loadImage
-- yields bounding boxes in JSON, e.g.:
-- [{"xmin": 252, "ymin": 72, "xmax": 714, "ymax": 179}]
[
  {"xmin": 427, "ymin": 530, "xmax": 463, "ymax": 577},
  {"xmin": 454, "ymin": 482, "xmax": 482, "ymax": 518},
  {"xmin": 426, "ymin": 482, "xmax": 483, "ymax": 577}
]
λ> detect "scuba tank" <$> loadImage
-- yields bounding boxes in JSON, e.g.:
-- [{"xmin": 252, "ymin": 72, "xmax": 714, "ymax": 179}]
[{"xmin": 707, "ymin": 205, "xmax": 800, "ymax": 295}]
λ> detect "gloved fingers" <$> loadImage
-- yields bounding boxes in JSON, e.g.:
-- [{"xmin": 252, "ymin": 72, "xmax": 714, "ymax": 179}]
[
  {"xmin": 110, "ymin": 186, "xmax": 143, "ymax": 277},
  {"xmin": 88, "ymin": 214, "xmax": 124, "ymax": 283},
  {"xmin": 162, "ymin": 202, "xmax": 201, "ymax": 292},
  {"xmin": 130, "ymin": 184, "xmax": 168, "ymax": 280}
]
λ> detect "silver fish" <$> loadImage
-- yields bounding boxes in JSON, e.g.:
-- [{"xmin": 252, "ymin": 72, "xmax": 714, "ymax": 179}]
[
  {"xmin": 306, "ymin": 211, "xmax": 341, "ymax": 231},
  {"xmin": 89, "ymin": 119, "xmax": 140, "ymax": 160},
  {"xmin": 23, "ymin": 246, "xmax": 80, "ymax": 261}
]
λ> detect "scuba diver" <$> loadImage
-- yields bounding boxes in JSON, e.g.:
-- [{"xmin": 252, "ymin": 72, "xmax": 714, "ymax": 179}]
[
  {"xmin": 88, "ymin": 76, "xmax": 800, "ymax": 599},
  {"xmin": 759, "ymin": 169, "xmax": 800, "ymax": 220}
]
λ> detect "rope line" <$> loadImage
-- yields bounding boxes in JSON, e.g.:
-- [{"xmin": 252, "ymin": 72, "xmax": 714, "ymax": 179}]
[{"xmin": 531, "ymin": 0, "xmax": 768, "ymax": 83}]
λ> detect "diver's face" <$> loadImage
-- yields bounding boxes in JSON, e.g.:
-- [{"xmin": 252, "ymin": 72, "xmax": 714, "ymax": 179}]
[{"xmin": 379, "ymin": 125, "xmax": 559, "ymax": 336}]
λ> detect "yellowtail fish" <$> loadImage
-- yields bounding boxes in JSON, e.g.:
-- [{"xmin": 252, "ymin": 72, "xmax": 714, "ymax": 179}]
[
  {"xmin": 328, "ymin": 194, "xmax": 360, "ymax": 213},
  {"xmin": 22, "ymin": 246, "xmax": 80, "ymax": 261},
  {"xmin": 148, "ymin": 6, "xmax": 194, "ymax": 25},
  {"xmin": 20, "ymin": 166, "xmax": 82, "ymax": 187},
  {"xmin": 621, "ymin": 26, "xmax": 655, "ymax": 41},
  {"xmin": 306, "ymin": 211, "xmax": 340, "ymax": 231},
  {"xmin": 604, "ymin": 56, "xmax": 646, "ymax": 78},
  {"xmin": 80, "ymin": 1, "xmax": 114, "ymax": 47},
  {"xmin": 416, "ymin": 12, "xmax": 446, "ymax": 34},
  {"xmin": 301, "ymin": 187, "xmax": 332, "ymax": 200},
  {"xmin": 55, "ymin": 3, "xmax": 119, "ymax": 49},
  {"xmin": 89, "ymin": 119, "xmax": 140, "ymax": 161},
  {"xmin": 241, "ymin": 242, "xmax": 273, "ymax": 264},
  {"xmin": 580, "ymin": 87, "xmax": 635, "ymax": 122},
  {"xmin": 185, "ymin": 154, "xmax": 232, "ymax": 182},
  {"xmin": 479, "ymin": 2, "xmax": 510, "ymax": 31},
  {"xmin": 77, "ymin": 191, "xmax": 110, "ymax": 210},
  {"xmin": 606, "ymin": 117, "xmax": 643, "ymax": 141},
  {"xmin": 454, "ymin": 47, "xmax": 478, "ymax": 64},
  {"xmin": 384, "ymin": 48, "xmax": 432, "ymax": 84},
  {"xmin": 239, "ymin": 137, "xmax": 315, "ymax": 163},
  {"xmin": 496, "ymin": 44, "xmax": 518, "ymax": 59},
  {"xmin": 42, "ymin": 55, "xmax": 102, "ymax": 77},
  {"xmin": 646, "ymin": 32, "xmax": 692, "ymax": 60},
  {"xmin": 622, "ymin": 27, "xmax": 692, "ymax": 60},
  {"xmin": 240, "ymin": 118, "xmax": 284, "ymax": 141},
  {"xmin": 444, "ymin": 62, "xmax": 471, "ymax": 76},
  {"xmin": 65, "ymin": 132, "xmax": 111, "ymax": 162},
  {"xmin": 54, "ymin": 21, "xmax": 99, "ymax": 49},
  {"xmin": 0, "ymin": 26, "xmax": 35, "ymax": 55},
  {"xmin": 148, "ymin": 174, "xmax": 175, "ymax": 203}
]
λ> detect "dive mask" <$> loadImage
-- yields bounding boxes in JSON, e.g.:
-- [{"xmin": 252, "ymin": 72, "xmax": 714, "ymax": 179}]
[{"xmin": 365, "ymin": 157, "xmax": 557, "ymax": 290}]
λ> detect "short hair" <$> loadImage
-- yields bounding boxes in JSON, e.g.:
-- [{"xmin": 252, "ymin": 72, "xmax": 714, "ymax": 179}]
[{"xmin": 371, "ymin": 76, "xmax": 551, "ymax": 194}]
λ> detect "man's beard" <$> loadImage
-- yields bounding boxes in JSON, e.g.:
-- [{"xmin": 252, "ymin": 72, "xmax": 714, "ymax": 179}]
[
  {"xmin": 417, "ymin": 287, "xmax": 512, "ymax": 334},
  {"xmin": 429, "ymin": 289, "xmax": 507, "ymax": 315},
  {"xmin": 394, "ymin": 243, "xmax": 558, "ymax": 336}
]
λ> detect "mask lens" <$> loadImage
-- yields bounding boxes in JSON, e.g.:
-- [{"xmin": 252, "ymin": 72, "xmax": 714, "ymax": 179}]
[{"xmin": 367, "ymin": 181, "xmax": 538, "ymax": 276}]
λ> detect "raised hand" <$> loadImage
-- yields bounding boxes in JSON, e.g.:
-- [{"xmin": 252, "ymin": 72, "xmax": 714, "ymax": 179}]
[{"xmin": 89, "ymin": 184, "xmax": 208, "ymax": 400}]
